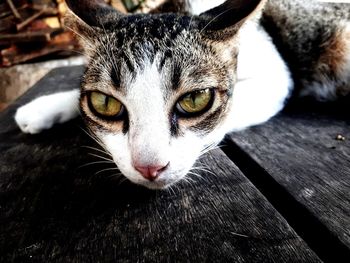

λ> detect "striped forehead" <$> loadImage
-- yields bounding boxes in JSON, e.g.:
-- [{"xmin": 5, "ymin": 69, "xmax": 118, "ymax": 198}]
[
  {"xmin": 110, "ymin": 13, "xmax": 193, "ymax": 44},
  {"xmin": 88, "ymin": 13, "xmax": 200, "ymax": 88},
  {"xmin": 85, "ymin": 37, "xmax": 228, "ymax": 98}
]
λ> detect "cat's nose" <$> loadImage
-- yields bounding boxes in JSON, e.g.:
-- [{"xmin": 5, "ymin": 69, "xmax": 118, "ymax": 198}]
[{"xmin": 134, "ymin": 163, "xmax": 169, "ymax": 181}]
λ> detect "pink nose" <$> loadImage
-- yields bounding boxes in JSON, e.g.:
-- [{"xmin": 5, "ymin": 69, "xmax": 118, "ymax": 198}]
[{"xmin": 134, "ymin": 163, "xmax": 169, "ymax": 181}]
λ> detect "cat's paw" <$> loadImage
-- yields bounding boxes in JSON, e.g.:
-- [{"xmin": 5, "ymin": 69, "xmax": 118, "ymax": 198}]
[
  {"xmin": 15, "ymin": 101, "xmax": 57, "ymax": 134},
  {"xmin": 15, "ymin": 90, "xmax": 80, "ymax": 134}
]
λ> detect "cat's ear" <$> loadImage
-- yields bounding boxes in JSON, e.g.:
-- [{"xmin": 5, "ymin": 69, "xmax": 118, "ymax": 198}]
[
  {"xmin": 65, "ymin": 0, "xmax": 124, "ymax": 28},
  {"xmin": 198, "ymin": 0, "xmax": 266, "ymax": 39},
  {"xmin": 64, "ymin": 0, "xmax": 124, "ymax": 54}
]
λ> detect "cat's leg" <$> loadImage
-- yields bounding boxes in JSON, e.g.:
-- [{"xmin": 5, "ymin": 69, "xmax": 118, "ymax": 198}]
[{"xmin": 15, "ymin": 89, "xmax": 80, "ymax": 134}]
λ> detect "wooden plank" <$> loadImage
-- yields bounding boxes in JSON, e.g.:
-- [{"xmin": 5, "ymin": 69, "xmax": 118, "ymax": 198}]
[
  {"xmin": 224, "ymin": 99, "xmax": 350, "ymax": 261},
  {"xmin": 0, "ymin": 66, "xmax": 319, "ymax": 262}
]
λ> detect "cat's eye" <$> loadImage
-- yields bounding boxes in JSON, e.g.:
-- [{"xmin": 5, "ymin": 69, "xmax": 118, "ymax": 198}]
[
  {"xmin": 176, "ymin": 89, "xmax": 213, "ymax": 116},
  {"xmin": 89, "ymin": 92, "xmax": 124, "ymax": 118}
]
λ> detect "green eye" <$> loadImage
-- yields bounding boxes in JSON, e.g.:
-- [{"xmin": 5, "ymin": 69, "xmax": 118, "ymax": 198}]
[
  {"xmin": 89, "ymin": 92, "xmax": 124, "ymax": 118},
  {"xmin": 177, "ymin": 89, "xmax": 213, "ymax": 115}
]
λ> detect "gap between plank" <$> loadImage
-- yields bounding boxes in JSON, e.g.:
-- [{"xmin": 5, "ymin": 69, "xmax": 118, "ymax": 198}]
[{"xmin": 221, "ymin": 136, "xmax": 350, "ymax": 263}]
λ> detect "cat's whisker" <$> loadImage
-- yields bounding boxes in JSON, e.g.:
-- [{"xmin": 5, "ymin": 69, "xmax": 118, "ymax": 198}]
[
  {"xmin": 194, "ymin": 167, "xmax": 213, "ymax": 174},
  {"xmin": 88, "ymin": 153, "xmax": 114, "ymax": 162},
  {"xmin": 184, "ymin": 173, "xmax": 201, "ymax": 189},
  {"xmin": 196, "ymin": 162, "xmax": 215, "ymax": 171},
  {"xmin": 184, "ymin": 176, "xmax": 196, "ymax": 185},
  {"xmin": 200, "ymin": 142, "xmax": 222, "ymax": 155},
  {"xmin": 166, "ymin": 184, "xmax": 177, "ymax": 195},
  {"xmin": 117, "ymin": 177, "xmax": 128, "ymax": 186},
  {"xmin": 200, "ymin": 146, "xmax": 215, "ymax": 155},
  {"xmin": 94, "ymin": 167, "xmax": 120, "ymax": 175},
  {"xmin": 187, "ymin": 171, "xmax": 203, "ymax": 180},
  {"xmin": 192, "ymin": 164, "xmax": 211, "ymax": 170},
  {"xmin": 81, "ymin": 127, "xmax": 101, "ymax": 143},
  {"xmin": 190, "ymin": 166, "xmax": 217, "ymax": 177},
  {"xmin": 79, "ymin": 160, "xmax": 115, "ymax": 169},
  {"xmin": 187, "ymin": 15, "xmax": 194, "ymax": 31},
  {"xmin": 103, "ymin": 172, "xmax": 124, "ymax": 180},
  {"xmin": 197, "ymin": 168, "xmax": 217, "ymax": 177},
  {"xmin": 82, "ymin": 145, "xmax": 112, "ymax": 157},
  {"xmin": 81, "ymin": 127, "xmax": 111, "ymax": 154}
]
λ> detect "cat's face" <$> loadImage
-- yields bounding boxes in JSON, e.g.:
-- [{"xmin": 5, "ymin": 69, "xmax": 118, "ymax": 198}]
[{"xmin": 66, "ymin": 0, "xmax": 264, "ymax": 189}]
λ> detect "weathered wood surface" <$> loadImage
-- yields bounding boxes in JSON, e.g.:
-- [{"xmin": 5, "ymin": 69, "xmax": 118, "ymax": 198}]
[
  {"xmin": 0, "ymin": 66, "xmax": 319, "ymax": 262},
  {"xmin": 225, "ymin": 98, "xmax": 350, "ymax": 261}
]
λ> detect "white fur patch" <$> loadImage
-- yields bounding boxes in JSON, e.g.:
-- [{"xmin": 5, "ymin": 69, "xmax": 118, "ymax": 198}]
[
  {"xmin": 226, "ymin": 22, "xmax": 293, "ymax": 131},
  {"xmin": 15, "ymin": 89, "xmax": 80, "ymax": 134}
]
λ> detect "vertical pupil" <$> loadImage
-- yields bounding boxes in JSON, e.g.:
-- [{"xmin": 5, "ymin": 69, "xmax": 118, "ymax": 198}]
[
  {"xmin": 190, "ymin": 93, "xmax": 197, "ymax": 106},
  {"xmin": 104, "ymin": 96, "xmax": 109, "ymax": 108}
]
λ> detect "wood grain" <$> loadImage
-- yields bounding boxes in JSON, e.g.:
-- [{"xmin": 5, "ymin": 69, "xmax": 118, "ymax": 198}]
[{"xmin": 225, "ymin": 98, "xmax": 350, "ymax": 261}]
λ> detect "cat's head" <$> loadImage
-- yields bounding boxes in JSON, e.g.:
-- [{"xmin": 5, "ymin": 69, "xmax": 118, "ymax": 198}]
[{"xmin": 65, "ymin": 0, "xmax": 265, "ymax": 189}]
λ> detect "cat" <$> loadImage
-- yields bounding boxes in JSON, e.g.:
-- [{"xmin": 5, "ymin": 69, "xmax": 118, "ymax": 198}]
[{"xmin": 14, "ymin": 0, "xmax": 350, "ymax": 189}]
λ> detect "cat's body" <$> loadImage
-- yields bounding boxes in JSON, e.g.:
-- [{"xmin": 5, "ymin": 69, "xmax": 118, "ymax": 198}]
[{"xmin": 15, "ymin": 0, "xmax": 350, "ymax": 189}]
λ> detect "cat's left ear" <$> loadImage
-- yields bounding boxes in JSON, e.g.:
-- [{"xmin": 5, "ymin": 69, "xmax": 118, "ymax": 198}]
[{"xmin": 198, "ymin": 0, "xmax": 266, "ymax": 39}]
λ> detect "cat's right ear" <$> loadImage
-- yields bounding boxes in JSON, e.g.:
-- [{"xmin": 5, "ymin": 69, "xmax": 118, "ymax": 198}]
[
  {"xmin": 64, "ymin": 0, "xmax": 124, "ymax": 47},
  {"xmin": 65, "ymin": 0, "xmax": 124, "ymax": 28}
]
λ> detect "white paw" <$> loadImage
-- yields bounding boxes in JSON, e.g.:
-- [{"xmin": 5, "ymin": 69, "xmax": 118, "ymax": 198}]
[
  {"xmin": 15, "ymin": 90, "xmax": 80, "ymax": 134},
  {"xmin": 15, "ymin": 100, "xmax": 56, "ymax": 134}
]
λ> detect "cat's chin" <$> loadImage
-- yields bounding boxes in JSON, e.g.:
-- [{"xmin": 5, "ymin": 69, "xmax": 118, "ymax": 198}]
[
  {"xmin": 127, "ymin": 176, "xmax": 184, "ymax": 190},
  {"xmin": 121, "ymin": 170, "xmax": 187, "ymax": 190},
  {"xmin": 122, "ymin": 179, "xmax": 178, "ymax": 190}
]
